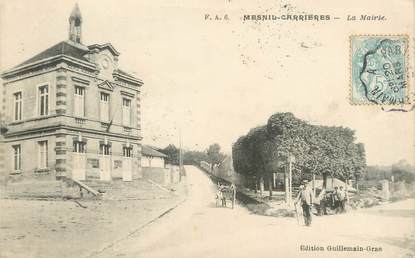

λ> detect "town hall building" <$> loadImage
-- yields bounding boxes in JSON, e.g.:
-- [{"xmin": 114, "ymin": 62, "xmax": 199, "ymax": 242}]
[{"xmin": 0, "ymin": 4, "xmax": 143, "ymax": 184}]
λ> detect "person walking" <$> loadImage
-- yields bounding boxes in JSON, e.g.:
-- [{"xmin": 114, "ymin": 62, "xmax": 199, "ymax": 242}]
[{"xmin": 295, "ymin": 181, "xmax": 314, "ymax": 226}]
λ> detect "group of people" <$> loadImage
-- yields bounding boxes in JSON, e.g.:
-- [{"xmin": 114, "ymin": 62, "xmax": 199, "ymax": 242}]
[
  {"xmin": 294, "ymin": 181, "xmax": 349, "ymax": 227},
  {"xmin": 317, "ymin": 185, "xmax": 348, "ymax": 215},
  {"xmin": 332, "ymin": 186, "xmax": 348, "ymax": 213}
]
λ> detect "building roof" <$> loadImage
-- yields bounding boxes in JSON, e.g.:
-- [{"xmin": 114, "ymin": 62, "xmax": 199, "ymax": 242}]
[
  {"xmin": 88, "ymin": 43, "xmax": 120, "ymax": 56},
  {"xmin": 115, "ymin": 68, "xmax": 135, "ymax": 78},
  {"xmin": 142, "ymin": 145, "xmax": 168, "ymax": 158},
  {"xmin": 15, "ymin": 41, "xmax": 91, "ymax": 68}
]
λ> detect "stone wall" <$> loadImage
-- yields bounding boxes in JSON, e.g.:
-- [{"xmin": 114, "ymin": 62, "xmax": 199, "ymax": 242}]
[{"xmin": 142, "ymin": 167, "xmax": 170, "ymax": 185}]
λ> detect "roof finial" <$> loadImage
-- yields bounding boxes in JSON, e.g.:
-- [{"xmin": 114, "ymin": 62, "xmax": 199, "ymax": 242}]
[
  {"xmin": 69, "ymin": 3, "xmax": 82, "ymax": 43},
  {"xmin": 69, "ymin": 3, "xmax": 82, "ymax": 21}
]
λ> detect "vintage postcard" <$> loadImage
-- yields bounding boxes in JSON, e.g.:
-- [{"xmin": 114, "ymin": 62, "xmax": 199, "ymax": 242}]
[{"xmin": 0, "ymin": 0, "xmax": 414, "ymax": 258}]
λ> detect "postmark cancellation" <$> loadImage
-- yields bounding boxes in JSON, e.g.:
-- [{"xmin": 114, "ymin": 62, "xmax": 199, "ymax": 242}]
[{"xmin": 350, "ymin": 35, "xmax": 410, "ymax": 105}]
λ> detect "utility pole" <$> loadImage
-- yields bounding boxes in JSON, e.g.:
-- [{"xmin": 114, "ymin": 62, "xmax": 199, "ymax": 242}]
[
  {"xmin": 179, "ymin": 128, "xmax": 183, "ymax": 180},
  {"xmin": 287, "ymin": 154, "xmax": 295, "ymax": 206},
  {"xmin": 289, "ymin": 155, "xmax": 292, "ymax": 205},
  {"xmin": 285, "ymin": 165, "xmax": 289, "ymax": 204},
  {"xmin": 284, "ymin": 154, "xmax": 295, "ymax": 205}
]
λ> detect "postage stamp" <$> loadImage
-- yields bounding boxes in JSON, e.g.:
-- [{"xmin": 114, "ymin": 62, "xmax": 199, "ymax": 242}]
[{"xmin": 350, "ymin": 35, "xmax": 409, "ymax": 105}]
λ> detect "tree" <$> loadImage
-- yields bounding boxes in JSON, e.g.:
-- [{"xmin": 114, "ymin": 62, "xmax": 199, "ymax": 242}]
[
  {"xmin": 232, "ymin": 112, "xmax": 366, "ymax": 193},
  {"xmin": 351, "ymin": 143, "xmax": 366, "ymax": 191},
  {"xmin": 232, "ymin": 130, "xmax": 261, "ymax": 190},
  {"xmin": 248, "ymin": 126, "xmax": 268, "ymax": 195},
  {"xmin": 392, "ymin": 160, "xmax": 415, "ymax": 183},
  {"xmin": 206, "ymin": 143, "xmax": 225, "ymax": 165},
  {"xmin": 183, "ymin": 150, "xmax": 208, "ymax": 166},
  {"xmin": 160, "ymin": 144, "xmax": 180, "ymax": 165}
]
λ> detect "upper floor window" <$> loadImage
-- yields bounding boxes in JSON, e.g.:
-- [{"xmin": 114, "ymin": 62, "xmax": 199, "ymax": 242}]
[
  {"xmin": 38, "ymin": 85, "xmax": 49, "ymax": 116},
  {"xmin": 38, "ymin": 141, "xmax": 48, "ymax": 169},
  {"xmin": 74, "ymin": 86, "xmax": 85, "ymax": 117},
  {"xmin": 100, "ymin": 92, "xmax": 110, "ymax": 122},
  {"xmin": 13, "ymin": 92, "xmax": 22, "ymax": 121},
  {"xmin": 12, "ymin": 145, "xmax": 21, "ymax": 171},
  {"xmin": 122, "ymin": 98, "xmax": 131, "ymax": 126}
]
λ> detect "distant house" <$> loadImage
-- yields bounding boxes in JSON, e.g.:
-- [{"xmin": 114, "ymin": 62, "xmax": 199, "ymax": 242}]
[
  {"xmin": 141, "ymin": 145, "xmax": 168, "ymax": 168},
  {"xmin": 141, "ymin": 145, "xmax": 179, "ymax": 185}
]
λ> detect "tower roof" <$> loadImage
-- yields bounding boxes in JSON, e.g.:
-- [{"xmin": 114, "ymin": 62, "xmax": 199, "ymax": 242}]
[{"xmin": 69, "ymin": 3, "xmax": 82, "ymax": 20}]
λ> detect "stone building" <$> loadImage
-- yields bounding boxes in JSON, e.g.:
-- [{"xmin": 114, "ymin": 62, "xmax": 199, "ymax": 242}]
[
  {"xmin": 0, "ymin": 4, "xmax": 143, "ymax": 184},
  {"xmin": 141, "ymin": 145, "xmax": 181, "ymax": 186}
]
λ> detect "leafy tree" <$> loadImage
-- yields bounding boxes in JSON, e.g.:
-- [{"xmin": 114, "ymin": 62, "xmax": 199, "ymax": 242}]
[
  {"xmin": 350, "ymin": 143, "xmax": 366, "ymax": 191},
  {"xmin": 160, "ymin": 144, "xmax": 180, "ymax": 165},
  {"xmin": 232, "ymin": 135, "xmax": 255, "ymax": 174},
  {"xmin": 366, "ymin": 166, "xmax": 391, "ymax": 180},
  {"xmin": 392, "ymin": 160, "xmax": 415, "ymax": 183},
  {"xmin": 183, "ymin": 150, "xmax": 208, "ymax": 165},
  {"xmin": 206, "ymin": 143, "xmax": 225, "ymax": 165},
  {"xmin": 232, "ymin": 112, "xmax": 366, "ymax": 192}
]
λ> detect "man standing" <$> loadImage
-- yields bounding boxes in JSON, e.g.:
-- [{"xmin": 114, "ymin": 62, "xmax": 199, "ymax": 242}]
[
  {"xmin": 317, "ymin": 187, "xmax": 327, "ymax": 216},
  {"xmin": 338, "ymin": 186, "xmax": 347, "ymax": 213},
  {"xmin": 332, "ymin": 186, "xmax": 340, "ymax": 213},
  {"xmin": 295, "ymin": 181, "xmax": 314, "ymax": 226}
]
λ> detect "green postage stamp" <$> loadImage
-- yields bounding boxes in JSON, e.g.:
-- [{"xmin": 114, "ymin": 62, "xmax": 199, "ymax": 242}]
[{"xmin": 350, "ymin": 35, "xmax": 409, "ymax": 105}]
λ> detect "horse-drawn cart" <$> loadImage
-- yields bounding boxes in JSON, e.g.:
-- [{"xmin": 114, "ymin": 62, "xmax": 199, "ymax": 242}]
[{"xmin": 216, "ymin": 184, "xmax": 236, "ymax": 209}]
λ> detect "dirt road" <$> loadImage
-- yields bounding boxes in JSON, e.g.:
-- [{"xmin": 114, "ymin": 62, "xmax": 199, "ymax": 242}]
[{"xmin": 95, "ymin": 165, "xmax": 415, "ymax": 258}]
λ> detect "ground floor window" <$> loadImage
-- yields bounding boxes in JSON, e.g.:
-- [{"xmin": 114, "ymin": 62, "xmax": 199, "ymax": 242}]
[
  {"xmin": 123, "ymin": 147, "xmax": 132, "ymax": 157},
  {"xmin": 101, "ymin": 144, "xmax": 111, "ymax": 155},
  {"xmin": 38, "ymin": 141, "xmax": 48, "ymax": 169},
  {"xmin": 73, "ymin": 141, "xmax": 86, "ymax": 153},
  {"xmin": 12, "ymin": 145, "xmax": 21, "ymax": 171}
]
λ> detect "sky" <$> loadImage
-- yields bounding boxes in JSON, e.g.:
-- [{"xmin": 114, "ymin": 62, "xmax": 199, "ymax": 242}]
[{"xmin": 0, "ymin": 0, "xmax": 414, "ymax": 166}]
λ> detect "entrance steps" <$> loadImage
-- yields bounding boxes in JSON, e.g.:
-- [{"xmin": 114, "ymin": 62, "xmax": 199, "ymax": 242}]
[
  {"xmin": 1, "ymin": 179, "xmax": 174, "ymax": 201},
  {"xmin": 80, "ymin": 179, "xmax": 174, "ymax": 200}
]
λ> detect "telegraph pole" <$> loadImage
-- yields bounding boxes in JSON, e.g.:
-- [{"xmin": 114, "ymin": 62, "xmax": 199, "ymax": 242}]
[
  {"xmin": 288, "ymin": 155, "xmax": 292, "ymax": 205},
  {"xmin": 287, "ymin": 154, "xmax": 295, "ymax": 206},
  {"xmin": 285, "ymin": 165, "xmax": 289, "ymax": 204},
  {"xmin": 179, "ymin": 128, "xmax": 183, "ymax": 180}
]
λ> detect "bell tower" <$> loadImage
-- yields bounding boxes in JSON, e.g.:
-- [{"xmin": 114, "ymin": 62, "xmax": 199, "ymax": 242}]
[{"xmin": 69, "ymin": 3, "xmax": 82, "ymax": 44}]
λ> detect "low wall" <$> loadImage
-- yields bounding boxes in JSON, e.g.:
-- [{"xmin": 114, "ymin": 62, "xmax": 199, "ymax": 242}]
[
  {"xmin": 169, "ymin": 166, "xmax": 181, "ymax": 184},
  {"xmin": 142, "ymin": 165, "xmax": 181, "ymax": 186},
  {"xmin": 142, "ymin": 167, "xmax": 170, "ymax": 186}
]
